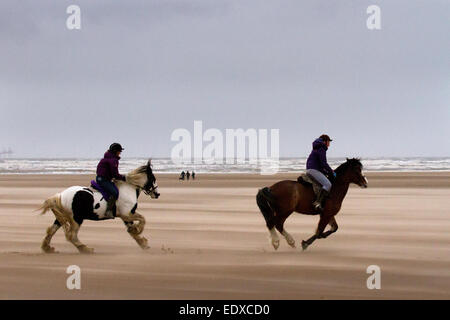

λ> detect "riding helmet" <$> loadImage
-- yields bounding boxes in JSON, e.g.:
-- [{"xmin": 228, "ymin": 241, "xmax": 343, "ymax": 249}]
[
  {"xmin": 319, "ymin": 134, "xmax": 333, "ymax": 142},
  {"xmin": 109, "ymin": 143, "xmax": 124, "ymax": 153}
]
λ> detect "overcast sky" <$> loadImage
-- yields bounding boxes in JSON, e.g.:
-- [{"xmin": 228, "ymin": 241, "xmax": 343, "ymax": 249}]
[{"xmin": 0, "ymin": 0, "xmax": 448, "ymax": 158}]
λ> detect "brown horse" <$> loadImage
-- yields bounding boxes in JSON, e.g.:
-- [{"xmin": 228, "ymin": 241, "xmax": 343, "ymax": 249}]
[{"xmin": 256, "ymin": 158, "xmax": 368, "ymax": 251}]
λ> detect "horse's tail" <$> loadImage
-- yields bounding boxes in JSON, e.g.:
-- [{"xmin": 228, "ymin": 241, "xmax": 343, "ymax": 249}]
[
  {"xmin": 37, "ymin": 194, "xmax": 73, "ymax": 234},
  {"xmin": 37, "ymin": 194, "xmax": 59, "ymax": 215},
  {"xmin": 256, "ymin": 187, "xmax": 276, "ymax": 230}
]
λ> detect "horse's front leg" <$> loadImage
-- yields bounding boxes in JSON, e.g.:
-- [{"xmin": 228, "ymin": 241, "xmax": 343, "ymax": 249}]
[
  {"xmin": 120, "ymin": 212, "xmax": 149, "ymax": 250},
  {"xmin": 320, "ymin": 216, "xmax": 338, "ymax": 239},
  {"xmin": 301, "ymin": 214, "xmax": 331, "ymax": 251}
]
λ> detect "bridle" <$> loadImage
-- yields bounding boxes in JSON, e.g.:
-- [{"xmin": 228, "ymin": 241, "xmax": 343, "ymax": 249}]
[
  {"xmin": 142, "ymin": 165, "xmax": 158, "ymax": 196},
  {"xmin": 126, "ymin": 160, "xmax": 159, "ymax": 197},
  {"xmin": 143, "ymin": 178, "xmax": 157, "ymax": 195}
]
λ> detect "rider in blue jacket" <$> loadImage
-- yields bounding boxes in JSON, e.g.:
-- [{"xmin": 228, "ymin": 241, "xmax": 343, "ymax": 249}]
[{"xmin": 306, "ymin": 134, "xmax": 335, "ymax": 211}]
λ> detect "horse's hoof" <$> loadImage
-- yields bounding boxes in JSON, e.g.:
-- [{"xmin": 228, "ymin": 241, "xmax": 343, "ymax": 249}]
[
  {"xmin": 272, "ymin": 240, "xmax": 280, "ymax": 250},
  {"xmin": 138, "ymin": 237, "xmax": 150, "ymax": 250},
  {"xmin": 42, "ymin": 245, "xmax": 58, "ymax": 254},
  {"xmin": 301, "ymin": 241, "xmax": 308, "ymax": 251},
  {"xmin": 78, "ymin": 245, "xmax": 94, "ymax": 254},
  {"xmin": 285, "ymin": 236, "xmax": 296, "ymax": 248},
  {"xmin": 127, "ymin": 226, "xmax": 138, "ymax": 235}
]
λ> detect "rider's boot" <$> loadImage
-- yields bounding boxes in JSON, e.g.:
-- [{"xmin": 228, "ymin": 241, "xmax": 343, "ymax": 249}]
[
  {"xmin": 313, "ymin": 189, "xmax": 329, "ymax": 211},
  {"xmin": 104, "ymin": 197, "xmax": 116, "ymax": 219}
]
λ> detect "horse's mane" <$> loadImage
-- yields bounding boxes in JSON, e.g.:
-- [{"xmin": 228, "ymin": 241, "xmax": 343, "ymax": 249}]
[
  {"xmin": 334, "ymin": 158, "xmax": 362, "ymax": 175},
  {"xmin": 123, "ymin": 165, "xmax": 148, "ymax": 186},
  {"xmin": 129, "ymin": 165, "xmax": 148, "ymax": 175}
]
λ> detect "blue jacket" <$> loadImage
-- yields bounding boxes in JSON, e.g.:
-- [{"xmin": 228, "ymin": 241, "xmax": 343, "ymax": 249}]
[{"xmin": 306, "ymin": 138, "xmax": 333, "ymax": 175}]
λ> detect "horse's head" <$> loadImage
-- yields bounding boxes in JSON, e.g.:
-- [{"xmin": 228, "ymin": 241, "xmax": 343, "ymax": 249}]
[
  {"xmin": 142, "ymin": 159, "xmax": 160, "ymax": 198},
  {"xmin": 335, "ymin": 158, "xmax": 368, "ymax": 188},
  {"xmin": 126, "ymin": 159, "xmax": 160, "ymax": 198}
]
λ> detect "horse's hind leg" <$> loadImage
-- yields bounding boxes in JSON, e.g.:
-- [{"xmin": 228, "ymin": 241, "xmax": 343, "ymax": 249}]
[
  {"xmin": 256, "ymin": 188, "xmax": 279, "ymax": 250},
  {"xmin": 41, "ymin": 219, "xmax": 61, "ymax": 253},
  {"xmin": 63, "ymin": 220, "xmax": 94, "ymax": 254},
  {"xmin": 269, "ymin": 226, "xmax": 280, "ymax": 250},
  {"xmin": 122, "ymin": 213, "xmax": 149, "ymax": 250},
  {"xmin": 275, "ymin": 213, "xmax": 296, "ymax": 248},
  {"xmin": 281, "ymin": 230, "xmax": 295, "ymax": 248}
]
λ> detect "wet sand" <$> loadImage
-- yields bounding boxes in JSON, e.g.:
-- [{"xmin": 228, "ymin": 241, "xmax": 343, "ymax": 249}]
[{"xmin": 0, "ymin": 172, "xmax": 449, "ymax": 299}]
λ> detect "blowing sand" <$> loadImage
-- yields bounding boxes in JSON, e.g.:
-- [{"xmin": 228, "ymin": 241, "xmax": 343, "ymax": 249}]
[{"xmin": 0, "ymin": 172, "xmax": 449, "ymax": 299}]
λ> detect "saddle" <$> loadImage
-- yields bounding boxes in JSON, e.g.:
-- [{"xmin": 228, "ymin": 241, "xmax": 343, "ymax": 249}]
[
  {"xmin": 90, "ymin": 180, "xmax": 119, "ymax": 201},
  {"xmin": 297, "ymin": 173, "xmax": 323, "ymax": 196}
]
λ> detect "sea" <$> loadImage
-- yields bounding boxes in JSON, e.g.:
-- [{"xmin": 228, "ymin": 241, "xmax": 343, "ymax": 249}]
[{"xmin": 0, "ymin": 157, "xmax": 449, "ymax": 174}]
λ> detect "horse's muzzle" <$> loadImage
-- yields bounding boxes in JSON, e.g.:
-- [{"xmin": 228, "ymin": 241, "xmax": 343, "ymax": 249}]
[
  {"xmin": 152, "ymin": 192, "xmax": 160, "ymax": 199},
  {"xmin": 360, "ymin": 176, "xmax": 368, "ymax": 188}
]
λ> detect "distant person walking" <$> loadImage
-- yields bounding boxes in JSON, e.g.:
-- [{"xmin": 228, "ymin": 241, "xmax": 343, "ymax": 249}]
[
  {"xmin": 186, "ymin": 171, "xmax": 190, "ymax": 180},
  {"xmin": 192, "ymin": 171, "xmax": 195, "ymax": 180},
  {"xmin": 179, "ymin": 171, "xmax": 185, "ymax": 180}
]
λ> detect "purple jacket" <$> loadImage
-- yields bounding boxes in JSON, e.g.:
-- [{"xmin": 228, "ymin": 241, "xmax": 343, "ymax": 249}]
[
  {"xmin": 306, "ymin": 138, "xmax": 333, "ymax": 175},
  {"xmin": 96, "ymin": 151, "xmax": 126, "ymax": 181}
]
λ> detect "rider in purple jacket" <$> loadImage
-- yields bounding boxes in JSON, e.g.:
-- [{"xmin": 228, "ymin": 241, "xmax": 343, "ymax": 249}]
[
  {"xmin": 96, "ymin": 143, "xmax": 126, "ymax": 218},
  {"xmin": 306, "ymin": 135, "xmax": 335, "ymax": 211}
]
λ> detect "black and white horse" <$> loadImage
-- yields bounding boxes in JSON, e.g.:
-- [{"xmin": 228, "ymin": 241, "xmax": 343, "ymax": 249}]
[{"xmin": 38, "ymin": 160, "xmax": 160, "ymax": 254}]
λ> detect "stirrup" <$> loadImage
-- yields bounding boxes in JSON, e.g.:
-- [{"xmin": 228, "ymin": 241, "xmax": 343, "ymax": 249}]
[{"xmin": 313, "ymin": 202, "xmax": 323, "ymax": 211}]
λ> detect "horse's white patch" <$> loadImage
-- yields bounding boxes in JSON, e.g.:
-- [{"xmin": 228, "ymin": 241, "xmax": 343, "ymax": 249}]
[
  {"xmin": 269, "ymin": 227, "xmax": 278, "ymax": 235},
  {"xmin": 269, "ymin": 227, "xmax": 280, "ymax": 250},
  {"xmin": 92, "ymin": 191, "xmax": 107, "ymax": 216},
  {"xmin": 59, "ymin": 184, "xmax": 138, "ymax": 219},
  {"xmin": 117, "ymin": 183, "xmax": 140, "ymax": 216},
  {"xmin": 60, "ymin": 186, "xmax": 85, "ymax": 214},
  {"xmin": 60, "ymin": 186, "xmax": 106, "ymax": 218},
  {"xmin": 282, "ymin": 230, "xmax": 295, "ymax": 247}
]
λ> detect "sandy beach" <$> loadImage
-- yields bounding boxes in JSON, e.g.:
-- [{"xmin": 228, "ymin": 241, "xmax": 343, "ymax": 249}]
[{"xmin": 0, "ymin": 172, "xmax": 449, "ymax": 299}]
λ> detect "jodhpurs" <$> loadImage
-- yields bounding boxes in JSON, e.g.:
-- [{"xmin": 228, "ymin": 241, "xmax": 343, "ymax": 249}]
[{"xmin": 306, "ymin": 169, "xmax": 332, "ymax": 192}]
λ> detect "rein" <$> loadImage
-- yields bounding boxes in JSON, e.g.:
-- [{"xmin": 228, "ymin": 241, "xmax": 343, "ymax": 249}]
[{"xmin": 142, "ymin": 183, "xmax": 157, "ymax": 195}]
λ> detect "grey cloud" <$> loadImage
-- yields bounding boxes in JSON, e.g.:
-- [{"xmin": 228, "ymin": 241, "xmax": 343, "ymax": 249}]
[{"xmin": 0, "ymin": 0, "xmax": 448, "ymax": 157}]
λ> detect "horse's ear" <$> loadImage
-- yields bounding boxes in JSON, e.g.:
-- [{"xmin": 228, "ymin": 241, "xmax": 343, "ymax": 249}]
[
  {"xmin": 346, "ymin": 157, "xmax": 349, "ymax": 162},
  {"xmin": 147, "ymin": 159, "xmax": 152, "ymax": 169}
]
